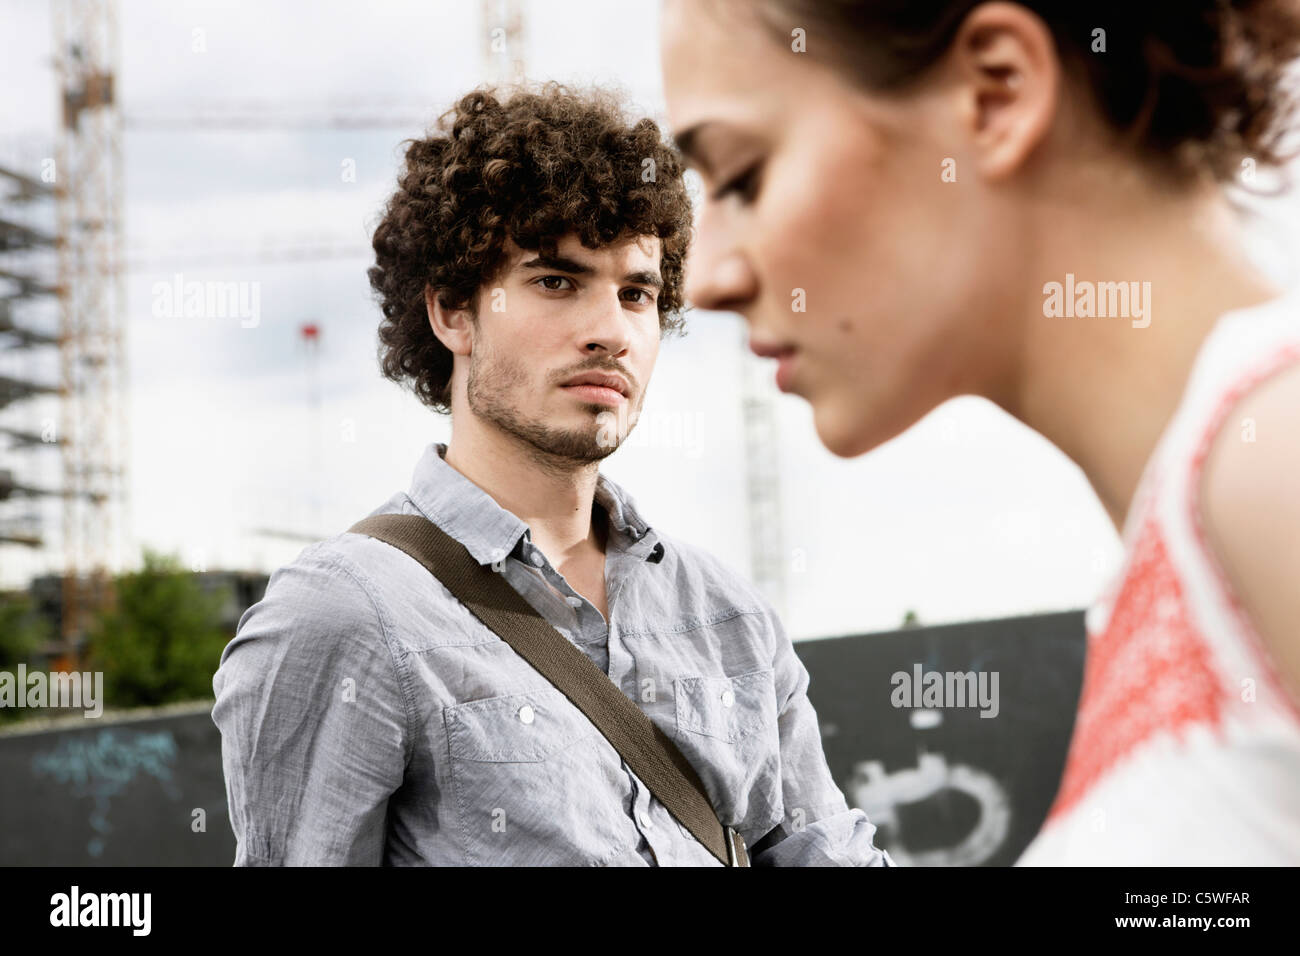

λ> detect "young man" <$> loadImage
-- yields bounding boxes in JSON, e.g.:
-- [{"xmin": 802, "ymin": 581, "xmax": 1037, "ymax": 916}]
[{"xmin": 212, "ymin": 82, "xmax": 892, "ymax": 867}]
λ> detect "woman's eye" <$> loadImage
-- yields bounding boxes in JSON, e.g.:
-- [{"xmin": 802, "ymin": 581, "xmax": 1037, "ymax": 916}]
[
  {"xmin": 536, "ymin": 275, "xmax": 574, "ymax": 291},
  {"xmin": 711, "ymin": 162, "xmax": 762, "ymax": 204}
]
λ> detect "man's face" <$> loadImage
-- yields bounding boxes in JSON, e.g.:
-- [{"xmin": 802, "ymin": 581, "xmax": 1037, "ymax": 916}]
[{"xmin": 463, "ymin": 231, "xmax": 664, "ymax": 464}]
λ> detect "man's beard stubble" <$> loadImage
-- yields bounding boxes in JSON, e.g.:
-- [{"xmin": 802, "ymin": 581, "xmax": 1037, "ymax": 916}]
[{"xmin": 465, "ymin": 341, "xmax": 638, "ymax": 468}]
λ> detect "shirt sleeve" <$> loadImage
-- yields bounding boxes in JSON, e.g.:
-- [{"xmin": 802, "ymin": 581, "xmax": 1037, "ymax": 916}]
[
  {"xmin": 749, "ymin": 608, "xmax": 895, "ymax": 867},
  {"xmin": 211, "ymin": 545, "xmax": 411, "ymax": 866}
]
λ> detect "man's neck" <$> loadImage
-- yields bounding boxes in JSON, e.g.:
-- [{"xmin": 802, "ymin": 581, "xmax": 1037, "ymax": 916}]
[{"xmin": 443, "ymin": 417, "xmax": 605, "ymax": 564}]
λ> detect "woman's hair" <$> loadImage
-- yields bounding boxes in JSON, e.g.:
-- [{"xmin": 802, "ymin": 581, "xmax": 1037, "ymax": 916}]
[
  {"xmin": 751, "ymin": 0, "xmax": 1300, "ymax": 183},
  {"xmin": 368, "ymin": 82, "xmax": 693, "ymax": 413}
]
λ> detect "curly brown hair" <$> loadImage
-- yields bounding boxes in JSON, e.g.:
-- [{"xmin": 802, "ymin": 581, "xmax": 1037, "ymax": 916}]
[{"xmin": 368, "ymin": 82, "xmax": 694, "ymax": 413}]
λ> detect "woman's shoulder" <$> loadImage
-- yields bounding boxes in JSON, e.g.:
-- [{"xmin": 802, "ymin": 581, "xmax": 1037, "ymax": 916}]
[{"xmin": 1196, "ymin": 347, "xmax": 1300, "ymax": 708}]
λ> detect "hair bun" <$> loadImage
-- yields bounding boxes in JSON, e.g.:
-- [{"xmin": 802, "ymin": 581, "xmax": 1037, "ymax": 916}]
[{"xmin": 1095, "ymin": 0, "xmax": 1300, "ymax": 180}]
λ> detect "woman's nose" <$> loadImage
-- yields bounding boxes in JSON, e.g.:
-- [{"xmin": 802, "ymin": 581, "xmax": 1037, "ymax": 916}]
[{"xmin": 685, "ymin": 241, "xmax": 757, "ymax": 314}]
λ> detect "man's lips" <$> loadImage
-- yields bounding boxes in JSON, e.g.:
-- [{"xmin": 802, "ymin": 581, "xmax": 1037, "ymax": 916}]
[
  {"xmin": 559, "ymin": 369, "xmax": 631, "ymax": 406},
  {"xmin": 560, "ymin": 383, "xmax": 628, "ymax": 405}
]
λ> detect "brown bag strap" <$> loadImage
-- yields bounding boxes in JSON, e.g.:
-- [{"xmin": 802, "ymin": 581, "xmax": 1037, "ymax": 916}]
[{"xmin": 347, "ymin": 512, "xmax": 750, "ymax": 867}]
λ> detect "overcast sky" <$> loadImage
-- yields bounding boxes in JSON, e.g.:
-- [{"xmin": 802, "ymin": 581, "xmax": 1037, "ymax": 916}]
[{"xmin": 2, "ymin": 0, "xmax": 1298, "ymax": 640}]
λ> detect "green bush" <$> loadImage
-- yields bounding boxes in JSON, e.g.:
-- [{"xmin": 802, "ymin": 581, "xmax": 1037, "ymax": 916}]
[
  {"xmin": 0, "ymin": 593, "xmax": 53, "ymax": 724},
  {"xmin": 84, "ymin": 547, "xmax": 232, "ymax": 709}
]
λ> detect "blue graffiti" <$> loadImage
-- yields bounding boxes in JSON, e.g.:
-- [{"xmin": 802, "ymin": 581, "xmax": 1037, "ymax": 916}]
[{"xmin": 31, "ymin": 729, "xmax": 179, "ymax": 858}]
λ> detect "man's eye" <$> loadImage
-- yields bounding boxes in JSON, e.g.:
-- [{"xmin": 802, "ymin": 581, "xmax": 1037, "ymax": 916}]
[
  {"xmin": 536, "ymin": 275, "xmax": 574, "ymax": 291},
  {"xmin": 711, "ymin": 162, "xmax": 762, "ymax": 204},
  {"xmin": 622, "ymin": 288, "xmax": 654, "ymax": 305}
]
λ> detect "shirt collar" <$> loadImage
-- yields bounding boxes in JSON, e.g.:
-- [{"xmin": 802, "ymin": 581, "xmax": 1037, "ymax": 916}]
[{"xmin": 407, "ymin": 442, "xmax": 664, "ymax": 566}]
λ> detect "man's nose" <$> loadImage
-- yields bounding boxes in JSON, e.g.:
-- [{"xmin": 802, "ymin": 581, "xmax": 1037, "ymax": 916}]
[{"xmin": 581, "ymin": 295, "xmax": 634, "ymax": 355}]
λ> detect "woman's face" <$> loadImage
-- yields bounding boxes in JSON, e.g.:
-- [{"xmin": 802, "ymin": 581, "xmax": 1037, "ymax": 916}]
[{"xmin": 660, "ymin": 0, "xmax": 1022, "ymax": 456}]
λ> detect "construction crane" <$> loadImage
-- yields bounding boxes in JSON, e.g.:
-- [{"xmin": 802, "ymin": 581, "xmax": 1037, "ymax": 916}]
[
  {"xmin": 48, "ymin": 0, "xmax": 130, "ymax": 652},
  {"xmin": 0, "ymin": 165, "xmax": 61, "ymax": 568},
  {"xmin": 742, "ymin": 353, "xmax": 788, "ymax": 621},
  {"xmin": 476, "ymin": 0, "xmax": 786, "ymax": 617}
]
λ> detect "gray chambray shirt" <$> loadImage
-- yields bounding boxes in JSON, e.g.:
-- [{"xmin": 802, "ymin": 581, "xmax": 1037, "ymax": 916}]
[{"xmin": 212, "ymin": 441, "xmax": 893, "ymax": 866}]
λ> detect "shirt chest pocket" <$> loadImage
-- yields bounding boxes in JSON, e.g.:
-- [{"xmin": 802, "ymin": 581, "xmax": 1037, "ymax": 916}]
[
  {"xmin": 446, "ymin": 686, "xmax": 592, "ymax": 761},
  {"xmin": 673, "ymin": 667, "xmax": 784, "ymax": 831},
  {"xmin": 443, "ymin": 685, "xmax": 634, "ymax": 864}
]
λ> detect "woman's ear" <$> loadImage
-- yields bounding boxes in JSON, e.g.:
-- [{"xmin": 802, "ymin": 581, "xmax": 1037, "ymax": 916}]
[
  {"xmin": 426, "ymin": 285, "xmax": 474, "ymax": 356},
  {"xmin": 947, "ymin": 1, "xmax": 1060, "ymax": 181}
]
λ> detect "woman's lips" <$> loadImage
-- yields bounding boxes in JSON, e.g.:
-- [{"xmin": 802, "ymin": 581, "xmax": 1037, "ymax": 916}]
[
  {"xmin": 748, "ymin": 337, "xmax": 799, "ymax": 392},
  {"xmin": 774, "ymin": 350, "xmax": 798, "ymax": 392}
]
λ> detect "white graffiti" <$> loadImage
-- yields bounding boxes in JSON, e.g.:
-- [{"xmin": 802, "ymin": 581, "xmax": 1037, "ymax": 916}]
[{"xmin": 847, "ymin": 752, "xmax": 1011, "ymax": 866}]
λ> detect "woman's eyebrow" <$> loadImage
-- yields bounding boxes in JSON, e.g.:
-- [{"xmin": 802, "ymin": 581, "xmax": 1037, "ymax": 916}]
[
  {"xmin": 672, "ymin": 122, "xmax": 717, "ymax": 176},
  {"xmin": 676, "ymin": 120, "xmax": 765, "ymax": 179}
]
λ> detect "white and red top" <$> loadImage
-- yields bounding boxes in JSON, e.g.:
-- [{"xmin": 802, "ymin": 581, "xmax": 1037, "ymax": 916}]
[{"xmin": 1018, "ymin": 284, "xmax": 1300, "ymax": 865}]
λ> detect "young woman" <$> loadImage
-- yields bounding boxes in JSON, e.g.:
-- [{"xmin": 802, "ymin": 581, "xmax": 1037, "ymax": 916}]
[{"xmin": 660, "ymin": 0, "xmax": 1300, "ymax": 864}]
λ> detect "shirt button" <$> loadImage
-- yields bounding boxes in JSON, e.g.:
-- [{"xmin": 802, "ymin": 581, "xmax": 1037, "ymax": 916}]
[
  {"xmin": 637, "ymin": 811, "xmax": 654, "ymax": 829},
  {"xmin": 565, "ymin": 595, "xmax": 583, "ymax": 608},
  {"xmin": 517, "ymin": 705, "xmax": 535, "ymax": 724},
  {"xmin": 529, "ymin": 551, "xmax": 545, "ymax": 567},
  {"xmin": 720, "ymin": 689, "xmax": 735, "ymax": 708}
]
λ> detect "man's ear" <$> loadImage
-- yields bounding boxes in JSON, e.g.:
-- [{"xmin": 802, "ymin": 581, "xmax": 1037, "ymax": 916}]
[
  {"xmin": 426, "ymin": 285, "xmax": 474, "ymax": 356},
  {"xmin": 946, "ymin": 2, "xmax": 1059, "ymax": 180}
]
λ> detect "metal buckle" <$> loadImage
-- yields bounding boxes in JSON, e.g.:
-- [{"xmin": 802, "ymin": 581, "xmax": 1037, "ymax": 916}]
[{"xmin": 725, "ymin": 825, "xmax": 749, "ymax": 867}]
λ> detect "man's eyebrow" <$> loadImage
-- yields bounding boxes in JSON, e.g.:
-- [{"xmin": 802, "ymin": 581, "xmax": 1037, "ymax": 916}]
[
  {"xmin": 519, "ymin": 254, "xmax": 595, "ymax": 276},
  {"xmin": 520, "ymin": 254, "xmax": 662, "ymax": 290},
  {"xmin": 625, "ymin": 269, "xmax": 663, "ymax": 290}
]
